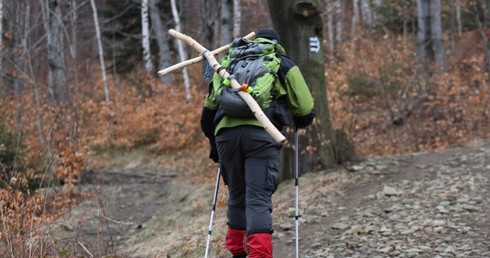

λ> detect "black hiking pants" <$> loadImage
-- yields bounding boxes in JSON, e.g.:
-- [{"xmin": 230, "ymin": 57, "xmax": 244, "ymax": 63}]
[{"xmin": 216, "ymin": 125, "xmax": 280, "ymax": 235}]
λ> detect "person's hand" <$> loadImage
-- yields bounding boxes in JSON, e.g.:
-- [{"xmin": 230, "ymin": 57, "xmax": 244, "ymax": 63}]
[
  {"xmin": 293, "ymin": 112, "xmax": 315, "ymax": 128},
  {"xmin": 208, "ymin": 138, "xmax": 219, "ymax": 163},
  {"xmin": 209, "ymin": 145, "xmax": 219, "ymax": 163}
]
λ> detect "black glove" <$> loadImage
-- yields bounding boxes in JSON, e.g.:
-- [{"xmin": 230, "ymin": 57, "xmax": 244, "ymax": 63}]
[
  {"xmin": 208, "ymin": 138, "xmax": 219, "ymax": 163},
  {"xmin": 201, "ymin": 107, "xmax": 217, "ymax": 138},
  {"xmin": 293, "ymin": 112, "xmax": 315, "ymax": 128}
]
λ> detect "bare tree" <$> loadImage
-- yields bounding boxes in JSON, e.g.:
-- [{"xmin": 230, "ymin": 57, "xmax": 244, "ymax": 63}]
[
  {"xmin": 417, "ymin": 0, "xmax": 446, "ymax": 73},
  {"xmin": 90, "ymin": 0, "xmax": 110, "ymax": 102},
  {"xmin": 202, "ymin": 0, "xmax": 218, "ymax": 50},
  {"xmin": 70, "ymin": 0, "xmax": 79, "ymax": 99},
  {"xmin": 220, "ymin": 0, "xmax": 233, "ymax": 45},
  {"xmin": 335, "ymin": 0, "xmax": 343, "ymax": 43},
  {"xmin": 149, "ymin": 0, "xmax": 172, "ymax": 84},
  {"xmin": 171, "ymin": 0, "xmax": 192, "ymax": 100},
  {"xmin": 455, "ymin": 0, "xmax": 462, "ymax": 36},
  {"xmin": 326, "ymin": 0, "xmax": 335, "ymax": 60},
  {"xmin": 45, "ymin": 0, "xmax": 68, "ymax": 105},
  {"xmin": 141, "ymin": 0, "xmax": 153, "ymax": 74},
  {"xmin": 473, "ymin": 0, "xmax": 490, "ymax": 80},
  {"xmin": 431, "ymin": 0, "xmax": 446, "ymax": 72},
  {"xmin": 233, "ymin": 0, "xmax": 241, "ymax": 37},
  {"xmin": 351, "ymin": 0, "xmax": 360, "ymax": 49}
]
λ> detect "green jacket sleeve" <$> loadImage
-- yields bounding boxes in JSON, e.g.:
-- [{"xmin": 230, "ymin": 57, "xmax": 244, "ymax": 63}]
[{"xmin": 283, "ymin": 65, "xmax": 315, "ymax": 117}]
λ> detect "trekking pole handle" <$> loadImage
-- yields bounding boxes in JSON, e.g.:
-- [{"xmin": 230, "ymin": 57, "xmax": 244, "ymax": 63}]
[{"xmin": 168, "ymin": 29, "xmax": 287, "ymax": 144}]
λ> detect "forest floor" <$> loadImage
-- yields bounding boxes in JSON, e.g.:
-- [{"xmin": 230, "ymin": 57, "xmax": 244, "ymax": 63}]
[{"xmin": 49, "ymin": 139, "xmax": 489, "ymax": 258}]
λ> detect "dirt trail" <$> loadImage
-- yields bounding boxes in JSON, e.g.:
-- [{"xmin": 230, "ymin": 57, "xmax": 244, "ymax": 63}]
[
  {"xmin": 273, "ymin": 140, "xmax": 489, "ymax": 257},
  {"xmin": 52, "ymin": 140, "xmax": 489, "ymax": 257}
]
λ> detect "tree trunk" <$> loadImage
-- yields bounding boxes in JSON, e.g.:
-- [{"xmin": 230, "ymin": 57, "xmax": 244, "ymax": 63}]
[
  {"xmin": 43, "ymin": 0, "xmax": 68, "ymax": 105},
  {"xmin": 149, "ymin": 0, "xmax": 173, "ymax": 84},
  {"xmin": 417, "ymin": 0, "xmax": 446, "ymax": 73},
  {"xmin": 351, "ymin": 0, "xmax": 359, "ymax": 49},
  {"xmin": 326, "ymin": 0, "xmax": 335, "ymax": 61},
  {"xmin": 360, "ymin": 0, "xmax": 373, "ymax": 26},
  {"xmin": 220, "ymin": 0, "xmax": 233, "ymax": 45},
  {"xmin": 233, "ymin": 0, "xmax": 241, "ymax": 38},
  {"xmin": 474, "ymin": 0, "xmax": 490, "ymax": 80},
  {"xmin": 456, "ymin": 0, "xmax": 462, "ymax": 36},
  {"xmin": 90, "ymin": 0, "xmax": 110, "ymax": 102},
  {"xmin": 2, "ymin": 0, "xmax": 20, "ymax": 98},
  {"xmin": 0, "ymin": 0, "xmax": 3, "ymax": 76},
  {"xmin": 16, "ymin": 1, "xmax": 30, "ymax": 127},
  {"xmin": 171, "ymin": 0, "xmax": 192, "ymax": 101},
  {"xmin": 70, "ymin": 0, "xmax": 80, "ymax": 100},
  {"xmin": 417, "ymin": 0, "xmax": 432, "ymax": 72},
  {"xmin": 335, "ymin": 0, "xmax": 343, "ymax": 43},
  {"xmin": 268, "ymin": 0, "xmax": 337, "ymax": 179},
  {"xmin": 141, "ymin": 0, "xmax": 153, "ymax": 74},
  {"xmin": 203, "ymin": 0, "xmax": 218, "ymax": 50},
  {"xmin": 430, "ymin": 0, "xmax": 446, "ymax": 72}
]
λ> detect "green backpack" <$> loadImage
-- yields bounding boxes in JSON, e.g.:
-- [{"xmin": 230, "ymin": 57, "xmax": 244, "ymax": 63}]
[{"xmin": 213, "ymin": 37, "xmax": 284, "ymax": 118}]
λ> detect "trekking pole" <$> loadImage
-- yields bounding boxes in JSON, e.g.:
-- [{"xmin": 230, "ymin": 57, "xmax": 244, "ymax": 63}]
[
  {"xmin": 205, "ymin": 165, "xmax": 221, "ymax": 258},
  {"xmin": 294, "ymin": 129, "xmax": 300, "ymax": 258}
]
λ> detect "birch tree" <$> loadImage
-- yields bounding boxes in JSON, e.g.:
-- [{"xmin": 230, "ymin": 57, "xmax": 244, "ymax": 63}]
[
  {"xmin": 269, "ymin": 0, "xmax": 337, "ymax": 178},
  {"xmin": 149, "ymin": 0, "xmax": 172, "ymax": 84},
  {"xmin": 170, "ymin": 0, "xmax": 192, "ymax": 100},
  {"xmin": 141, "ymin": 0, "xmax": 153, "ymax": 73},
  {"xmin": 90, "ymin": 0, "xmax": 110, "ymax": 102}
]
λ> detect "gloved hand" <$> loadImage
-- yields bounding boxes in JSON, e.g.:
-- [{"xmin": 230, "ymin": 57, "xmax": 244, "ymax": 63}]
[
  {"xmin": 209, "ymin": 144, "xmax": 219, "ymax": 163},
  {"xmin": 208, "ymin": 138, "xmax": 219, "ymax": 163},
  {"xmin": 293, "ymin": 112, "xmax": 315, "ymax": 128}
]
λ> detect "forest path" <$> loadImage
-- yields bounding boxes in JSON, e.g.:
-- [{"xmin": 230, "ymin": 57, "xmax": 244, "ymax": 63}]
[
  {"xmin": 272, "ymin": 140, "xmax": 490, "ymax": 257},
  {"xmin": 51, "ymin": 140, "xmax": 489, "ymax": 257}
]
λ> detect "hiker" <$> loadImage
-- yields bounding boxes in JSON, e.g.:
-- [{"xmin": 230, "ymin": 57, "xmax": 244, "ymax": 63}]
[{"xmin": 200, "ymin": 28, "xmax": 315, "ymax": 258}]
